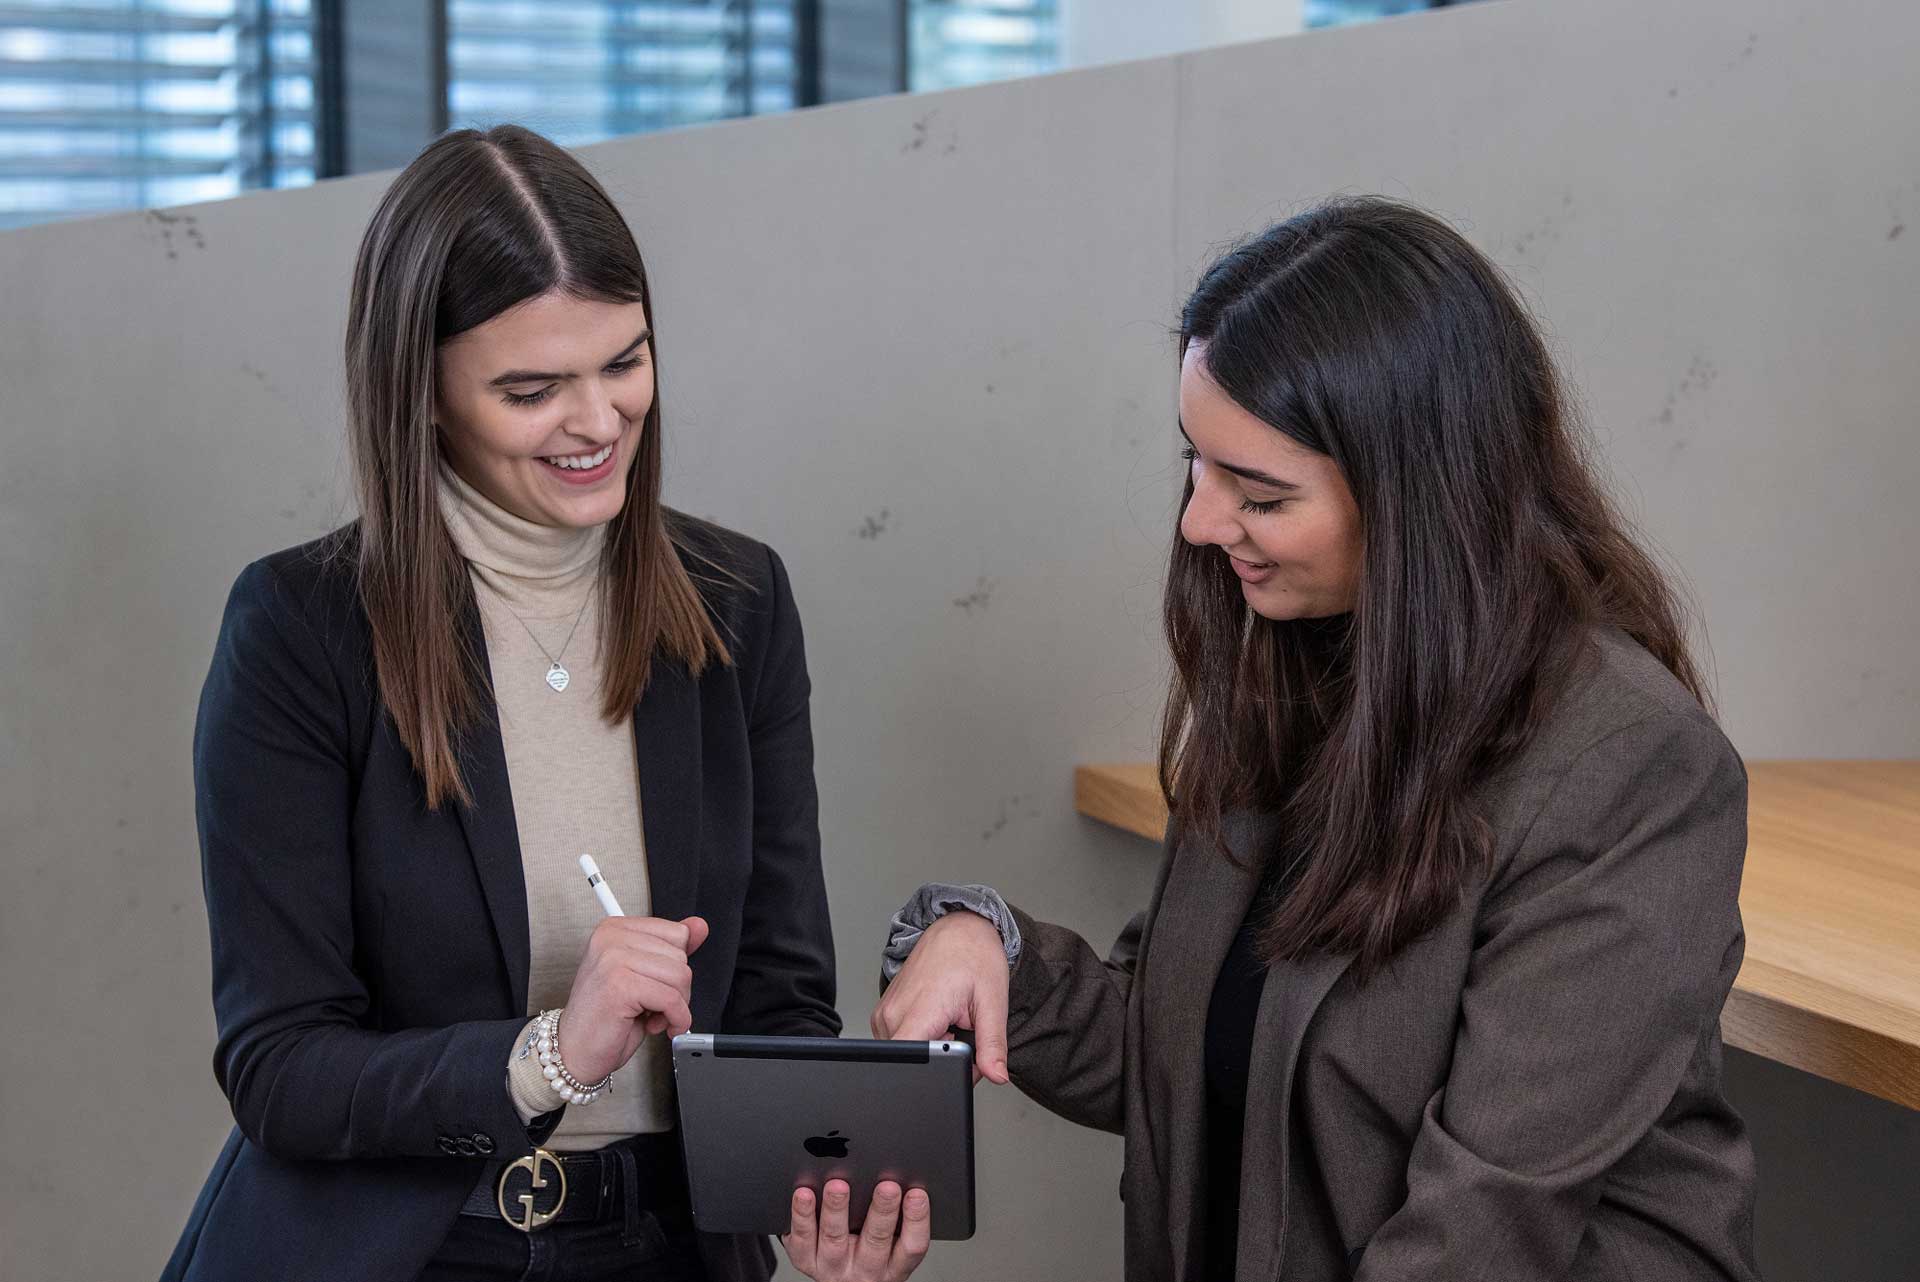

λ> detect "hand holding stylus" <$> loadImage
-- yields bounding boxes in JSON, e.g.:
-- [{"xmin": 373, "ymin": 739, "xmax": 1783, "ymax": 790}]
[{"xmin": 554, "ymin": 854, "xmax": 709, "ymax": 1086}]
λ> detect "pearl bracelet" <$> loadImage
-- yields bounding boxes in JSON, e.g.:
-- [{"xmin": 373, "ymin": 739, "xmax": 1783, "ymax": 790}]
[{"xmin": 532, "ymin": 1008, "xmax": 613, "ymax": 1106}]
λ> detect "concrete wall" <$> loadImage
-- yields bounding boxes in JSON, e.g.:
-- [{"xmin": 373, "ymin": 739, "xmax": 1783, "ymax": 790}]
[{"xmin": 3, "ymin": 0, "xmax": 1917, "ymax": 1277}]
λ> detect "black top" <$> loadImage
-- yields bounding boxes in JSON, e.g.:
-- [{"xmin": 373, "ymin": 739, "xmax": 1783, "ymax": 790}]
[
  {"xmin": 1201, "ymin": 619, "xmax": 1349, "ymax": 1279},
  {"xmin": 1203, "ymin": 829, "xmax": 1314, "ymax": 1282},
  {"xmin": 1203, "ymin": 903, "xmax": 1271, "ymax": 1281},
  {"xmin": 162, "ymin": 515, "xmax": 833, "ymax": 1282}
]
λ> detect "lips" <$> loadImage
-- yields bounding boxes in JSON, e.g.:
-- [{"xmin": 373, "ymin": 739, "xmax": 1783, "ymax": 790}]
[{"xmin": 1228, "ymin": 554, "xmax": 1277, "ymax": 584}]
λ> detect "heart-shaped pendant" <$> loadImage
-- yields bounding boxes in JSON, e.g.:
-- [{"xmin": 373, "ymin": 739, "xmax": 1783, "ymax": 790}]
[{"xmin": 545, "ymin": 662, "xmax": 571, "ymax": 693}]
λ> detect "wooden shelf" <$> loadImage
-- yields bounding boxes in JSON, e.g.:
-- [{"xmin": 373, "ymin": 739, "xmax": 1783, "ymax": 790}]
[{"xmin": 1074, "ymin": 760, "xmax": 1920, "ymax": 1111}]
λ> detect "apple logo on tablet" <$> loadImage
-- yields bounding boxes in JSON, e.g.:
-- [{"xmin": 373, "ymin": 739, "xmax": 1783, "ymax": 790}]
[{"xmin": 804, "ymin": 1130, "xmax": 850, "ymax": 1159}]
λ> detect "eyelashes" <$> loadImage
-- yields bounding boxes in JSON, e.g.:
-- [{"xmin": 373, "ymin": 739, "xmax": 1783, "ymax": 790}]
[
  {"xmin": 1181, "ymin": 445, "xmax": 1290, "ymax": 514},
  {"xmin": 500, "ymin": 354, "xmax": 649, "ymax": 408}
]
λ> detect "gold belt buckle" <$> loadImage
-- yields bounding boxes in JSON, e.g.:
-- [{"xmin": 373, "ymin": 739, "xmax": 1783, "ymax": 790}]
[{"xmin": 496, "ymin": 1147, "xmax": 567, "ymax": 1232}]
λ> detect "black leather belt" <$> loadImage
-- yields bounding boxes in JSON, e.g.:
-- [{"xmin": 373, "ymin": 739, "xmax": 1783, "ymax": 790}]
[{"xmin": 461, "ymin": 1131, "xmax": 688, "ymax": 1233}]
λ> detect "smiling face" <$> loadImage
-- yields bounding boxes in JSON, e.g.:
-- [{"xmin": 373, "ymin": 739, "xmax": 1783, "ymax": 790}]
[
  {"xmin": 434, "ymin": 290, "xmax": 654, "ymax": 529},
  {"xmin": 1177, "ymin": 342, "xmax": 1363, "ymax": 621}
]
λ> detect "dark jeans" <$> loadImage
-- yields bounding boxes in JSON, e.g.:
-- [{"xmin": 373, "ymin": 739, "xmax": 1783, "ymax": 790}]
[{"xmin": 419, "ymin": 1202, "xmax": 707, "ymax": 1281}]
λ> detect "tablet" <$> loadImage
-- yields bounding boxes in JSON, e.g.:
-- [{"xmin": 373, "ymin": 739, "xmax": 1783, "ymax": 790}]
[{"xmin": 670, "ymin": 1034, "xmax": 976, "ymax": 1240}]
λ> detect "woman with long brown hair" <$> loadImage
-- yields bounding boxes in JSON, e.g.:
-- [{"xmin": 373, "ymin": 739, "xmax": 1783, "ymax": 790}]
[
  {"xmin": 164, "ymin": 126, "xmax": 927, "ymax": 1282},
  {"xmin": 875, "ymin": 198, "xmax": 1760, "ymax": 1281}
]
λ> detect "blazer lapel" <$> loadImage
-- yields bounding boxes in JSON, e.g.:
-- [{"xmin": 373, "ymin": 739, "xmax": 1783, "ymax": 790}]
[
  {"xmin": 630, "ymin": 655, "xmax": 703, "ymax": 925},
  {"xmin": 1143, "ymin": 813, "xmax": 1273, "ymax": 1282},
  {"xmin": 450, "ymin": 591, "xmax": 533, "ymax": 1015},
  {"xmin": 1235, "ymin": 946, "xmax": 1357, "ymax": 1280}
]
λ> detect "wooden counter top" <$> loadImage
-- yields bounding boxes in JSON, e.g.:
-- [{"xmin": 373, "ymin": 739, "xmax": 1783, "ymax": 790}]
[{"xmin": 1074, "ymin": 760, "xmax": 1920, "ymax": 1110}]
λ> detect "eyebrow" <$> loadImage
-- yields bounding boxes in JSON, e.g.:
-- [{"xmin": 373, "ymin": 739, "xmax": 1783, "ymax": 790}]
[
  {"xmin": 488, "ymin": 328, "xmax": 652, "ymax": 387},
  {"xmin": 1177, "ymin": 422, "xmax": 1301, "ymax": 491}
]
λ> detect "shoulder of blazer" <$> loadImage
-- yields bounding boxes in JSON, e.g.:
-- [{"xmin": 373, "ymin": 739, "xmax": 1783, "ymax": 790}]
[
  {"xmin": 232, "ymin": 522, "xmax": 371, "ymax": 670},
  {"xmin": 237, "ymin": 514, "xmax": 789, "ymax": 684},
  {"xmin": 1537, "ymin": 625, "xmax": 1730, "ymax": 765},
  {"xmin": 1477, "ymin": 624, "xmax": 1741, "ymax": 851},
  {"xmin": 664, "ymin": 507, "xmax": 781, "ymax": 636}
]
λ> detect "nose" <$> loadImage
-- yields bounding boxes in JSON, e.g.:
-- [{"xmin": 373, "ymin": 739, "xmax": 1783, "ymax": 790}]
[
  {"xmin": 1179, "ymin": 463, "xmax": 1243, "ymax": 550},
  {"xmin": 570, "ymin": 381, "xmax": 624, "ymax": 444}
]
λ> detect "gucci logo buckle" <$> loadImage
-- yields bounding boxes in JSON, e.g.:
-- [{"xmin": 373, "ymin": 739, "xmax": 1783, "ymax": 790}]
[{"xmin": 496, "ymin": 1148, "xmax": 568, "ymax": 1232}]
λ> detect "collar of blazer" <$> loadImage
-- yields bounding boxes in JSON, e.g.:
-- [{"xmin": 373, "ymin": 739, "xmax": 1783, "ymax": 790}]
[
  {"xmin": 448, "ymin": 581, "xmax": 707, "ymax": 1014},
  {"xmin": 1142, "ymin": 812, "xmax": 1358, "ymax": 1281}
]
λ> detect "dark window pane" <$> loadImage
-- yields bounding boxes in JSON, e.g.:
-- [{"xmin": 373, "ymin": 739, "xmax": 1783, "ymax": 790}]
[
  {"xmin": 445, "ymin": 0, "xmax": 802, "ymax": 143},
  {"xmin": 909, "ymin": 0, "xmax": 1057, "ymax": 92}
]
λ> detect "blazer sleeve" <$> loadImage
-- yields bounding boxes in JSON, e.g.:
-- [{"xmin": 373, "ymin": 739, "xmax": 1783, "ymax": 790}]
[
  {"xmin": 718, "ymin": 545, "xmax": 841, "ymax": 1037},
  {"xmin": 196, "ymin": 560, "xmax": 549, "ymax": 1162},
  {"xmin": 1000, "ymin": 899, "xmax": 1150, "ymax": 1137},
  {"xmin": 1354, "ymin": 710, "xmax": 1749, "ymax": 1280}
]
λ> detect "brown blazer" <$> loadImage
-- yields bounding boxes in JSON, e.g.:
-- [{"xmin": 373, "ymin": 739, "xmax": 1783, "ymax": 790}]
[{"xmin": 1004, "ymin": 629, "xmax": 1760, "ymax": 1281}]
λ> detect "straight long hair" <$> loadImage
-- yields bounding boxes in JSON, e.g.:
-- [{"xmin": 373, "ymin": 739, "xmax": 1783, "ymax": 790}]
[
  {"xmin": 1160, "ymin": 198, "xmax": 1707, "ymax": 978},
  {"xmin": 345, "ymin": 125, "xmax": 727, "ymax": 809}
]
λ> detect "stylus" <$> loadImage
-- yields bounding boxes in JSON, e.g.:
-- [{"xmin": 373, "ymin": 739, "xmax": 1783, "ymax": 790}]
[{"xmin": 578, "ymin": 853, "xmax": 626, "ymax": 917}]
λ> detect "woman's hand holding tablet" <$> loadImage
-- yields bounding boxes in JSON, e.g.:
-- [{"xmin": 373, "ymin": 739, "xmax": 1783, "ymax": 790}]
[
  {"xmin": 781, "ymin": 1179, "xmax": 931, "ymax": 1282},
  {"xmin": 673, "ymin": 1033, "xmax": 971, "ymax": 1275}
]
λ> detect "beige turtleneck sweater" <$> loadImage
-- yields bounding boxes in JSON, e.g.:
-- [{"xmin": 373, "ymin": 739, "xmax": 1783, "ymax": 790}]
[{"xmin": 437, "ymin": 462, "xmax": 674, "ymax": 1150}]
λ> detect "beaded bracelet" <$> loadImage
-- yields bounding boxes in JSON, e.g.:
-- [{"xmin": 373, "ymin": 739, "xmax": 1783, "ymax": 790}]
[{"xmin": 532, "ymin": 1008, "xmax": 613, "ymax": 1105}]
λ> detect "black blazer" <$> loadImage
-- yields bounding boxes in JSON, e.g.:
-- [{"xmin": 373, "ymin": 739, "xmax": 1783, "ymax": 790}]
[{"xmin": 162, "ymin": 515, "xmax": 839, "ymax": 1282}]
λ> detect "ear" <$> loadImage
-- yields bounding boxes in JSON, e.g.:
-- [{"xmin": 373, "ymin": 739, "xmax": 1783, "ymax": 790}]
[
  {"xmin": 430, "ymin": 369, "xmax": 459, "ymax": 446},
  {"xmin": 429, "ymin": 346, "xmax": 455, "ymax": 430}
]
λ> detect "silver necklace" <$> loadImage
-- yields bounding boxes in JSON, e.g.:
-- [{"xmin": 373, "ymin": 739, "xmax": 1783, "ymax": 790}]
[{"xmin": 484, "ymin": 583, "xmax": 594, "ymax": 693}]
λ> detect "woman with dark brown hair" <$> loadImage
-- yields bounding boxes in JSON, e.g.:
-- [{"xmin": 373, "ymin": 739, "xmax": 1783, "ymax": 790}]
[
  {"xmin": 163, "ymin": 126, "xmax": 927, "ymax": 1282},
  {"xmin": 876, "ymin": 198, "xmax": 1761, "ymax": 1281}
]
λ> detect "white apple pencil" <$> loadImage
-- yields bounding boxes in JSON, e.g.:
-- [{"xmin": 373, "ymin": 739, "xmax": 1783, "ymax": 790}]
[{"xmin": 578, "ymin": 853, "xmax": 625, "ymax": 917}]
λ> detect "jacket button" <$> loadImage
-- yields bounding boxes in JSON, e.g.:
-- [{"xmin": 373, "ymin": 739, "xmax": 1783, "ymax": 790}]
[
  {"xmin": 473, "ymin": 1133, "xmax": 496, "ymax": 1155},
  {"xmin": 436, "ymin": 1136, "xmax": 459, "ymax": 1155},
  {"xmin": 455, "ymin": 1136, "xmax": 478, "ymax": 1156}
]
